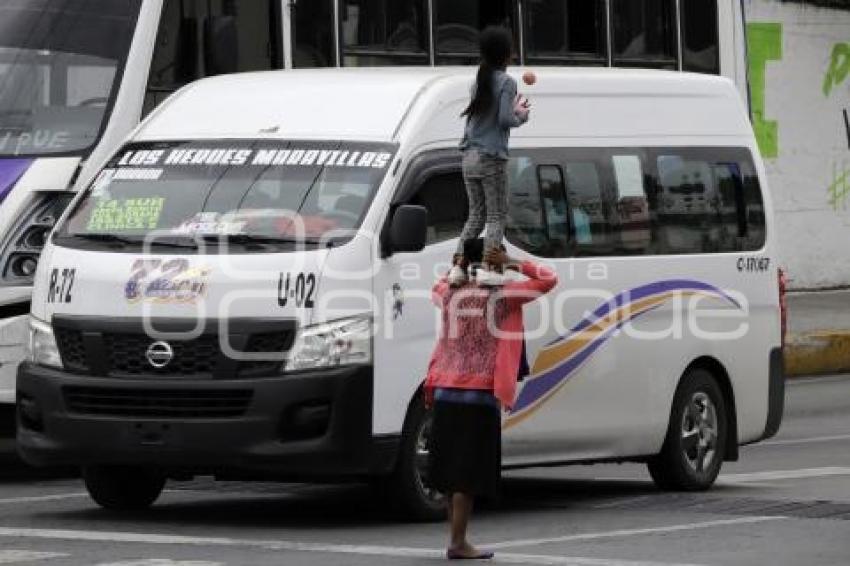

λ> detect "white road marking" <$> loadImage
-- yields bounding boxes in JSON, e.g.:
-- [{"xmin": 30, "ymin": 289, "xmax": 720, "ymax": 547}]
[
  {"xmin": 756, "ymin": 433, "xmax": 850, "ymax": 447},
  {"xmin": 95, "ymin": 561, "xmax": 221, "ymax": 566},
  {"xmin": 484, "ymin": 516, "xmax": 786, "ymax": 549},
  {"xmin": 0, "ymin": 492, "xmax": 88, "ymax": 505},
  {"xmin": 719, "ymin": 467, "xmax": 850, "ymax": 483},
  {"xmin": 0, "ymin": 550, "xmax": 67, "ymax": 563},
  {"xmin": 0, "ymin": 527, "xmax": 707, "ymax": 566},
  {"xmin": 477, "ymin": 556, "xmax": 705, "ymax": 566}
]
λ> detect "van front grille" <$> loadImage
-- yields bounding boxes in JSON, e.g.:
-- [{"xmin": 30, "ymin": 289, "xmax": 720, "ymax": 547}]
[
  {"xmin": 63, "ymin": 386, "xmax": 252, "ymax": 418},
  {"xmin": 104, "ymin": 333, "xmax": 219, "ymax": 376},
  {"xmin": 51, "ymin": 322, "xmax": 293, "ymax": 379},
  {"xmin": 54, "ymin": 327, "xmax": 87, "ymax": 372}
]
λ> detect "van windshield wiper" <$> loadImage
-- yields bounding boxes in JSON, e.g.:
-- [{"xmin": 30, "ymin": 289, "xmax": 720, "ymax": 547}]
[
  {"xmin": 63, "ymin": 233, "xmax": 141, "ymax": 248},
  {"xmin": 63, "ymin": 233, "xmax": 198, "ymax": 250},
  {"xmin": 197, "ymin": 234, "xmax": 331, "ymax": 247}
]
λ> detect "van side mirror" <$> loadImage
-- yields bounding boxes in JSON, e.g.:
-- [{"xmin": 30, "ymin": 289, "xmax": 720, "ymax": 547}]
[
  {"xmin": 385, "ymin": 205, "xmax": 428, "ymax": 256},
  {"xmin": 203, "ymin": 16, "xmax": 238, "ymax": 76}
]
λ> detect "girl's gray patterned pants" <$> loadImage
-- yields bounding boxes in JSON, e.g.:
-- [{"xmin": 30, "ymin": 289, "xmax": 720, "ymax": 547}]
[{"xmin": 457, "ymin": 149, "xmax": 508, "ymax": 255}]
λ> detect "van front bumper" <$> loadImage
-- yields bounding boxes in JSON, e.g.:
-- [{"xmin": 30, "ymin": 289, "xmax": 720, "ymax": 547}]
[{"xmin": 16, "ymin": 362, "xmax": 398, "ymax": 478}]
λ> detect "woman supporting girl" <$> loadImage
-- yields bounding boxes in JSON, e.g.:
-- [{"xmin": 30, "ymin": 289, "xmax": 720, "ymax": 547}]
[{"xmin": 426, "ymin": 238, "xmax": 557, "ymax": 560}]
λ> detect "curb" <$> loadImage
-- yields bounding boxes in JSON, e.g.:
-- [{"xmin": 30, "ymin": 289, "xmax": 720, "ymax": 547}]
[{"xmin": 785, "ymin": 330, "xmax": 850, "ymax": 377}]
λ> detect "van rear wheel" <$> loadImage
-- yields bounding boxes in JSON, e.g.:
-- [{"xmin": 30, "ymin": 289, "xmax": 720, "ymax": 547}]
[
  {"xmin": 84, "ymin": 465, "xmax": 165, "ymax": 511},
  {"xmin": 648, "ymin": 369, "xmax": 727, "ymax": 491},
  {"xmin": 388, "ymin": 395, "xmax": 446, "ymax": 522}
]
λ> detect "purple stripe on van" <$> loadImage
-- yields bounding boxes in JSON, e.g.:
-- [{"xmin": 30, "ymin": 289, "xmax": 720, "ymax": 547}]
[{"xmin": 0, "ymin": 159, "xmax": 34, "ymax": 204}]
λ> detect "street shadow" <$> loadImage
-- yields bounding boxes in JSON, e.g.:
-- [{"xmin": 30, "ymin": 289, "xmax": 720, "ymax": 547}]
[
  {"xmin": 0, "ymin": 451, "xmax": 77, "ymax": 482},
  {"xmin": 36, "ymin": 475, "xmax": 665, "ymax": 530}
]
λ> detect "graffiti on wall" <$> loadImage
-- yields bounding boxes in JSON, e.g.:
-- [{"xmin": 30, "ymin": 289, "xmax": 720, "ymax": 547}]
[
  {"xmin": 824, "ymin": 44, "xmax": 850, "ymax": 210},
  {"xmin": 747, "ymin": 22, "xmax": 783, "ymax": 158},
  {"xmin": 824, "ymin": 42, "xmax": 850, "ymax": 96},
  {"xmin": 828, "ymin": 162, "xmax": 850, "ymax": 210}
]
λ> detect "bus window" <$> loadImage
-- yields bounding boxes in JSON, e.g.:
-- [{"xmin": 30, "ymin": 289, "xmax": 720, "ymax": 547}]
[
  {"xmin": 340, "ymin": 0, "xmax": 430, "ymax": 66},
  {"xmin": 435, "ymin": 0, "xmax": 516, "ymax": 65},
  {"xmin": 612, "ymin": 0, "xmax": 677, "ymax": 69},
  {"xmin": 680, "ymin": 0, "xmax": 719, "ymax": 74},
  {"xmin": 523, "ymin": 0, "xmax": 607, "ymax": 66},
  {"xmin": 0, "ymin": 0, "xmax": 141, "ymax": 157},
  {"xmin": 144, "ymin": 0, "xmax": 280, "ymax": 116},
  {"xmin": 293, "ymin": 0, "xmax": 335, "ymax": 67}
]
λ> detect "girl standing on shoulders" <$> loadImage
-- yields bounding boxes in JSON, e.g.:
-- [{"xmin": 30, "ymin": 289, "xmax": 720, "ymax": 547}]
[
  {"xmin": 426, "ymin": 238, "xmax": 557, "ymax": 560},
  {"xmin": 449, "ymin": 26, "xmax": 531, "ymax": 288}
]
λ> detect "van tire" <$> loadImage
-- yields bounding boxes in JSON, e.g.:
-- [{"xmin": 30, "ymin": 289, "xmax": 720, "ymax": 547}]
[
  {"xmin": 648, "ymin": 369, "xmax": 727, "ymax": 491},
  {"xmin": 83, "ymin": 466, "xmax": 165, "ymax": 511},
  {"xmin": 388, "ymin": 395, "xmax": 446, "ymax": 522}
]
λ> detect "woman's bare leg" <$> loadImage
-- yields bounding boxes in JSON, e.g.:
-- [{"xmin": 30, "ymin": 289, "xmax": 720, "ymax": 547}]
[{"xmin": 449, "ymin": 493, "xmax": 490, "ymax": 557}]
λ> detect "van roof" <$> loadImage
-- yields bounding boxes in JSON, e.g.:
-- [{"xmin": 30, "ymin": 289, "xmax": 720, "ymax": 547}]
[{"xmin": 135, "ymin": 67, "xmax": 746, "ymax": 144}]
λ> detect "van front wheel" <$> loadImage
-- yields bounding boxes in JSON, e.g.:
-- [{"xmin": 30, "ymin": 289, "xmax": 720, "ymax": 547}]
[
  {"xmin": 388, "ymin": 395, "xmax": 446, "ymax": 521},
  {"xmin": 83, "ymin": 465, "xmax": 165, "ymax": 511},
  {"xmin": 648, "ymin": 369, "xmax": 727, "ymax": 491}
]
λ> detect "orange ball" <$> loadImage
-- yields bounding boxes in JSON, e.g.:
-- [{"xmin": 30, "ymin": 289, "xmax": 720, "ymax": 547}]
[{"xmin": 522, "ymin": 71, "xmax": 537, "ymax": 86}]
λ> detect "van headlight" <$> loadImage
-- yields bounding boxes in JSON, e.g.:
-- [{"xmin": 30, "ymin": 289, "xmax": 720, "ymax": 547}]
[
  {"xmin": 286, "ymin": 316, "xmax": 372, "ymax": 371},
  {"xmin": 28, "ymin": 317, "xmax": 62, "ymax": 369}
]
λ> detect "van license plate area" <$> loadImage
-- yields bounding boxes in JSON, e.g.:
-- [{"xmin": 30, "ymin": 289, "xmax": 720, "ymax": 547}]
[{"xmin": 130, "ymin": 422, "xmax": 175, "ymax": 446}]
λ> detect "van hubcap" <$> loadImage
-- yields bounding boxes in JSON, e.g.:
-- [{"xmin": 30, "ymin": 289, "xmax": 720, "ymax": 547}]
[{"xmin": 681, "ymin": 392, "xmax": 718, "ymax": 474}]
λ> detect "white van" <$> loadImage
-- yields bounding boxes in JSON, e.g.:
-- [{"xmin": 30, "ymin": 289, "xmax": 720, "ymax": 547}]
[{"xmin": 17, "ymin": 68, "xmax": 784, "ymax": 519}]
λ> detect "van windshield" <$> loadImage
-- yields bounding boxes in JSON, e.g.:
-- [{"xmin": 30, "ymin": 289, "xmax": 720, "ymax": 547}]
[
  {"xmin": 55, "ymin": 140, "xmax": 397, "ymax": 252},
  {"xmin": 0, "ymin": 0, "xmax": 141, "ymax": 157}
]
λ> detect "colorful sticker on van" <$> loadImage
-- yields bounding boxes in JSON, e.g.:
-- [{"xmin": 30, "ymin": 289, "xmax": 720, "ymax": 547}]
[
  {"xmin": 125, "ymin": 258, "xmax": 210, "ymax": 304},
  {"xmin": 504, "ymin": 280, "xmax": 741, "ymax": 430},
  {"xmin": 0, "ymin": 158, "xmax": 33, "ymax": 203}
]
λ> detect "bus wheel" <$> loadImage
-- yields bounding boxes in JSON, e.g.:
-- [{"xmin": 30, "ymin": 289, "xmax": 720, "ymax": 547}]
[
  {"xmin": 648, "ymin": 369, "xmax": 727, "ymax": 491},
  {"xmin": 389, "ymin": 395, "xmax": 446, "ymax": 522},
  {"xmin": 83, "ymin": 465, "xmax": 165, "ymax": 511}
]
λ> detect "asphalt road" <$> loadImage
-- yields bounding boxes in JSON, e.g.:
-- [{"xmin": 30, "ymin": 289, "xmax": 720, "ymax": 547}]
[{"xmin": 1, "ymin": 375, "xmax": 849, "ymax": 566}]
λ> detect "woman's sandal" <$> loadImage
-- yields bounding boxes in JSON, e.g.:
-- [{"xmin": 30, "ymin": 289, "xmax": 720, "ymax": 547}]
[{"xmin": 446, "ymin": 548, "xmax": 494, "ymax": 560}]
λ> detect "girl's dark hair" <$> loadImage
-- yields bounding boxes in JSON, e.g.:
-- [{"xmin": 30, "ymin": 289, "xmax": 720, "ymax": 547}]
[{"xmin": 461, "ymin": 26, "xmax": 513, "ymax": 118}]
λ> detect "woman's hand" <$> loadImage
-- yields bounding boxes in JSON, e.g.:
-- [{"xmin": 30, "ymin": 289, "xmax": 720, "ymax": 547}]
[{"xmin": 484, "ymin": 248, "xmax": 519, "ymax": 271}]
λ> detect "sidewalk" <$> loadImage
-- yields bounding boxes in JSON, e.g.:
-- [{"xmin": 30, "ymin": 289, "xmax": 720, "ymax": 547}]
[{"xmin": 786, "ymin": 290, "xmax": 850, "ymax": 376}]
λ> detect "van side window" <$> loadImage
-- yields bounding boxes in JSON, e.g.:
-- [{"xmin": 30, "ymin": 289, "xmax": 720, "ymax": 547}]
[
  {"xmin": 506, "ymin": 156, "xmax": 544, "ymax": 254},
  {"xmin": 409, "ymin": 172, "xmax": 468, "ymax": 245},
  {"xmin": 538, "ymin": 165, "xmax": 571, "ymax": 256},
  {"xmin": 143, "ymin": 0, "xmax": 280, "ymax": 117},
  {"xmin": 564, "ymin": 160, "xmax": 608, "ymax": 253},
  {"xmin": 611, "ymin": 154, "xmax": 652, "ymax": 254},
  {"xmin": 740, "ymin": 159, "xmax": 767, "ymax": 250},
  {"xmin": 506, "ymin": 156, "xmax": 570, "ymax": 258},
  {"xmin": 654, "ymin": 149, "xmax": 766, "ymax": 253}
]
